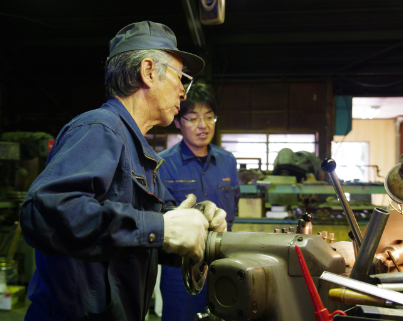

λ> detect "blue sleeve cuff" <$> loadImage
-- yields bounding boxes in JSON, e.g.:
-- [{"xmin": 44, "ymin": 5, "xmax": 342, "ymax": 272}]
[{"xmin": 138, "ymin": 210, "xmax": 165, "ymax": 248}]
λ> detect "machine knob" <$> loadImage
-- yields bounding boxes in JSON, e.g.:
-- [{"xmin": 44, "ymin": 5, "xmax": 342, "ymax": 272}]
[
  {"xmin": 303, "ymin": 213, "xmax": 314, "ymax": 222},
  {"xmin": 195, "ymin": 313, "xmax": 209, "ymax": 320},
  {"xmin": 320, "ymin": 158, "xmax": 336, "ymax": 173}
]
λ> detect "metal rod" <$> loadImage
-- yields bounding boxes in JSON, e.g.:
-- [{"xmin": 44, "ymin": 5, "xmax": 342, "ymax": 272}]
[
  {"xmin": 387, "ymin": 250, "xmax": 402, "ymax": 272},
  {"xmin": 349, "ymin": 207, "xmax": 389, "ymax": 281},
  {"xmin": 321, "ymin": 271, "xmax": 403, "ymax": 305},
  {"xmin": 329, "ymin": 170, "xmax": 363, "ymax": 247},
  {"xmin": 371, "ymin": 272, "xmax": 403, "ymax": 284},
  {"xmin": 320, "ymin": 158, "xmax": 362, "ymax": 248},
  {"xmin": 321, "ymin": 158, "xmax": 363, "ymax": 247},
  {"xmin": 378, "ymin": 283, "xmax": 403, "ymax": 291}
]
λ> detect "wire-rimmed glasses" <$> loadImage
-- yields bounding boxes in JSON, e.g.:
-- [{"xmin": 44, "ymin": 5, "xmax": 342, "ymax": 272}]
[
  {"xmin": 163, "ymin": 63, "xmax": 194, "ymax": 95},
  {"xmin": 181, "ymin": 114, "xmax": 218, "ymax": 126}
]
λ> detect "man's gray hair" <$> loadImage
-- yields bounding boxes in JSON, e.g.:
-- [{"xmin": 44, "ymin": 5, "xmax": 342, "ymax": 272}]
[{"xmin": 105, "ymin": 49, "xmax": 173, "ymax": 99}]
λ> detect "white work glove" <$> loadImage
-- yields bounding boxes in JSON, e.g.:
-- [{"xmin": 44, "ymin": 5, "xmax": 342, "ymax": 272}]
[
  {"xmin": 180, "ymin": 194, "xmax": 228, "ymax": 232},
  {"xmin": 162, "ymin": 196, "xmax": 209, "ymax": 263}
]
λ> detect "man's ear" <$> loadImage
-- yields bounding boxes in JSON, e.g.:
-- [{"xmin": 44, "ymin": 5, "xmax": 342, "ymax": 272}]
[
  {"xmin": 174, "ymin": 118, "xmax": 181, "ymax": 129},
  {"xmin": 140, "ymin": 58, "xmax": 154, "ymax": 89}
]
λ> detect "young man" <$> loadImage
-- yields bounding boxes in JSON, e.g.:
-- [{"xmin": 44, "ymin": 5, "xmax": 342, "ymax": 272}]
[
  {"xmin": 19, "ymin": 22, "xmax": 226, "ymax": 321},
  {"xmin": 159, "ymin": 82, "xmax": 241, "ymax": 321}
]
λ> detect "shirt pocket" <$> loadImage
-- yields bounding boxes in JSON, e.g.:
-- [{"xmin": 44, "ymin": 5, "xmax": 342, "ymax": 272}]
[
  {"xmin": 216, "ymin": 185, "xmax": 237, "ymax": 202},
  {"xmin": 164, "ymin": 180, "xmax": 199, "ymax": 203}
]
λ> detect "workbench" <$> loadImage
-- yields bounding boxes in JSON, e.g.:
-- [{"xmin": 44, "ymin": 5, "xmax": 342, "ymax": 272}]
[{"xmin": 235, "ymin": 182, "xmax": 387, "ymax": 242}]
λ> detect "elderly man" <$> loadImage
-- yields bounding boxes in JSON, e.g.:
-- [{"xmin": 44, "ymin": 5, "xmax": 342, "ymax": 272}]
[{"xmin": 20, "ymin": 21, "xmax": 225, "ymax": 321}]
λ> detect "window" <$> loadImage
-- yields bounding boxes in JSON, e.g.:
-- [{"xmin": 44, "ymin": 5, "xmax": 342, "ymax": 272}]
[
  {"xmin": 331, "ymin": 141, "xmax": 369, "ymax": 182},
  {"xmin": 221, "ymin": 133, "xmax": 318, "ymax": 170},
  {"xmin": 145, "ymin": 134, "xmax": 183, "ymax": 152},
  {"xmin": 145, "ymin": 134, "xmax": 165, "ymax": 152},
  {"xmin": 167, "ymin": 134, "xmax": 183, "ymax": 149}
]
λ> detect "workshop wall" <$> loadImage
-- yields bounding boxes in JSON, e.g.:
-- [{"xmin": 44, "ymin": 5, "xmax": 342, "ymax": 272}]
[
  {"xmin": 334, "ymin": 118, "xmax": 396, "ymax": 206},
  {"xmin": 333, "ymin": 119, "xmax": 396, "ymax": 180},
  {"xmin": 215, "ymin": 81, "xmax": 334, "ymax": 159},
  {"xmin": 1, "ymin": 77, "xmax": 105, "ymax": 139}
]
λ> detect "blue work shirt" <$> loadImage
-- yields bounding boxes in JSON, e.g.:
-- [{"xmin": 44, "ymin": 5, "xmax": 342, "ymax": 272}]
[
  {"xmin": 158, "ymin": 140, "xmax": 240, "ymax": 321},
  {"xmin": 20, "ymin": 97, "xmax": 166, "ymax": 321},
  {"xmin": 159, "ymin": 140, "xmax": 240, "ymax": 230}
]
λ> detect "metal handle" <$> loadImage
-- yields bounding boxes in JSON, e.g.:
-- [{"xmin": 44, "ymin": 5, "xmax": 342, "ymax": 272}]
[
  {"xmin": 162, "ymin": 203, "xmax": 209, "ymax": 295},
  {"xmin": 181, "ymin": 231, "xmax": 223, "ymax": 295},
  {"xmin": 182, "ymin": 257, "xmax": 208, "ymax": 295},
  {"xmin": 321, "ymin": 158, "xmax": 363, "ymax": 247},
  {"xmin": 182, "ymin": 202, "xmax": 209, "ymax": 295}
]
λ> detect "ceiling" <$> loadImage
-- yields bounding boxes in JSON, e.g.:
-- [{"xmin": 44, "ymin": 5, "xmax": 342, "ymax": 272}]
[
  {"xmin": 1, "ymin": 0, "xmax": 403, "ymax": 131},
  {"xmin": 353, "ymin": 97, "xmax": 403, "ymax": 119}
]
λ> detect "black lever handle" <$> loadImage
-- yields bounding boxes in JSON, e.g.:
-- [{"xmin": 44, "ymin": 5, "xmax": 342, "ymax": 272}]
[{"xmin": 321, "ymin": 158, "xmax": 363, "ymax": 248}]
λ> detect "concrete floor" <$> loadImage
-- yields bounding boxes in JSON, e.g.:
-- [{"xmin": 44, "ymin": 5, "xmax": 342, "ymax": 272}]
[
  {"xmin": 0, "ymin": 300, "xmax": 29, "ymax": 321},
  {"xmin": 0, "ymin": 301, "xmax": 162, "ymax": 321}
]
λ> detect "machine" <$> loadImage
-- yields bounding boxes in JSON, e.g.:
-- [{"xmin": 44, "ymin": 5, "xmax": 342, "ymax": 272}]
[{"xmin": 183, "ymin": 156, "xmax": 403, "ymax": 321}]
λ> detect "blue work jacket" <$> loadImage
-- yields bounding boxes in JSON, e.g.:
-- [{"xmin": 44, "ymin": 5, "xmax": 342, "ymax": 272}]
[
  {"xmin": 20, "ymin": 97, "xmax": 166, "ymax": 320},
  {"xmin": 159, "ymin": 140, "xmax": 240, "ymax": 230},
  {"xmin": 159, "ymin": 140, "xmax": 240, "ymax": 321}
]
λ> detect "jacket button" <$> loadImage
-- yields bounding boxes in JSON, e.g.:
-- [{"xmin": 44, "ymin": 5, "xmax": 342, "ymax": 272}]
[
  {"xmin": 205, "ymin": 193, "xmax": 208, "ymax": 196},
  {"xmin": 148, "ymin": 233, "xmax": 156, "ymax": 243}
]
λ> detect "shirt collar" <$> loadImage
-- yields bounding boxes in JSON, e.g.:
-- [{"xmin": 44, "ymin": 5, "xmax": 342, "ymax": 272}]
[
  {"xmin": 104, "ymin": 97, "xmax": 163, "ymax": 164},
  {"xmin": 179, "ymin": 140, "xmax": 216, "ymax": 163}
]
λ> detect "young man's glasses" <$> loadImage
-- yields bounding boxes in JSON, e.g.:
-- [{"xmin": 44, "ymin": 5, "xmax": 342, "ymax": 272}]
[
  {"xmin": 162, "ymin": 63, "xmax": 193, "ymax": 95},
  {"xmin": 181, "ymin": 115, "xmax": 218, "ymax": 126}
]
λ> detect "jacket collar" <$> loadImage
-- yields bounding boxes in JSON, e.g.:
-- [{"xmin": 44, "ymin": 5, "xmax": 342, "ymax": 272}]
[
  {"xmin": 104, "ymin": 97, "xmax": 163, "ymax": 164},
  {"xmin": 179, "ymin": 140, "xmax": 216, "ymax": 163}
]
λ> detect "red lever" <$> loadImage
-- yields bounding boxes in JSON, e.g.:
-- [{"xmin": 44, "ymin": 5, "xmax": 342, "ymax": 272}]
[{"xmin": 295, "ymin": 245, "xmax": 346, "ymax": 321}]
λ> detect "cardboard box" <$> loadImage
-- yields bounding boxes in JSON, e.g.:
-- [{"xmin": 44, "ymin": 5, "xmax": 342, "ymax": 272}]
[
  {"xmin": 0, "ymin": 285, "xmax": 26, "ymax": 310},
  {"xmin": 238, "ymin": 198, "xmax": 264, "ymax": 218}
]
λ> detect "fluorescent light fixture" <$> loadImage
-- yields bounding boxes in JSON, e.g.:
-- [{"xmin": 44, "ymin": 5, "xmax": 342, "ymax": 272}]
[{"xmin": 360, "ymin": 105, "xmax": 381, "ymax": 119}]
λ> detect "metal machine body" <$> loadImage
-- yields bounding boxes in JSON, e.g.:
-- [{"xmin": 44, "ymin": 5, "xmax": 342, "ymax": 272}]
[
  {"xmin": 190, "ymin": 156, "xmax": 403, "ymax": 320},
  {"xmin": 203, "ymin": 232, "xmax": 345, "ymax": 321}
]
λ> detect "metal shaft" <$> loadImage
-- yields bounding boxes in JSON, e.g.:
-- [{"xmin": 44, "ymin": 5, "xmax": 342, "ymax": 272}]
[
  {"xmin": 321, "ymin": 271, "xmax": 403, "ymax": 305},
  {"xmin": 371, "ymin": 271, "xmax": 403, "ymax": 284},
  {"xmin": 321, "ymin": 158, "xmax": 363, "ymax": 247},
  {"xmin": 328, "ymin": 171, "xmax": 363, "ymax": 247},
  {"xmin": 350, "ymin": 207, "xmax": 389, "ymax": 281}
]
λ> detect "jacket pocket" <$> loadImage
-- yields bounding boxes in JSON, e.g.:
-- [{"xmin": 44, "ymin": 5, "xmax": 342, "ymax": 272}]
[
  {"xmin": 88, "ymin": 263, "xmax": 125, "ymax": 321},
  {"xmin": 215, "ymin": 186, "xmax": 237, "ymax": 229},
  {"xmin": 216, "ymin": 186, "xmax": 237, "ymax": 203},
  {"xmin": 128, "ymin": 173, "xmax": 162, "ymax": 211}
]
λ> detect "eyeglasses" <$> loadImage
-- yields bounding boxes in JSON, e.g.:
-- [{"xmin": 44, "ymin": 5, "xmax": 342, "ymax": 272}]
[
  {"xmin": 162, "ymin": 63, "xmax": 193, "ymax": 95},
  {"xmin": 181, "ymin": 115, "xmax": 218, "ymax": 126}
]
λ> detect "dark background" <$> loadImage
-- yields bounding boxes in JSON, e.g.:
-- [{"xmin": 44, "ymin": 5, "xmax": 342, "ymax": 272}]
[{"xmin": 1, "ymin": 0, "xmax": 403, "ymax": 143}]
